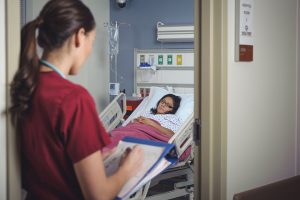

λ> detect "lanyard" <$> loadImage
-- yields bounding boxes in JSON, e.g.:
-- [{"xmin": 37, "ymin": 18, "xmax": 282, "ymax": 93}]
[{"xmin": 40, "ymin": 59, "xmax": 66, "ymax": 79}]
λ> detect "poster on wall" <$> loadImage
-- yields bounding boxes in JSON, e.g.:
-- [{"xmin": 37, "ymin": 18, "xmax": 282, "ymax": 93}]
[{"xmin": 235, "ymin": 0, "xmax": 253, "ymax": 62}]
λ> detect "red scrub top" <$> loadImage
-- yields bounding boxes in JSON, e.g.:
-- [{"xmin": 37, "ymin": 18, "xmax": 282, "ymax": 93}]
[{"xmin": 20, "ymin": 71, "xmax": 110, "ymax": 200}]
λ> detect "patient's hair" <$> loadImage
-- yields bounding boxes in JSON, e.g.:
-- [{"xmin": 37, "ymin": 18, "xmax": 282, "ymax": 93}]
[{"xmin": 150, "ymin": 94, "xmax": 181, "ymax": 114}]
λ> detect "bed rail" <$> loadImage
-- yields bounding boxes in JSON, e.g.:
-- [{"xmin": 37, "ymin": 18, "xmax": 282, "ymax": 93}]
[
  {"xmin": 169, "ymin": 114, "xmax": 194, "ymax": 158},
  {"xmin": 99, "ymin": 93, "xmax": 126, "ymax": 133}
]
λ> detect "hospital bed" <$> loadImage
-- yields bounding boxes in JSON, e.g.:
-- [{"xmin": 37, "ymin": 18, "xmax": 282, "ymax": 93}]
[{"xmin": 99, "ymin": 86, "xmax": 194, "ymax": 200}]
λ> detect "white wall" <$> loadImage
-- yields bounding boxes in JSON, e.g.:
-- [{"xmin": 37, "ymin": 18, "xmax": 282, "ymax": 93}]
[
  {"xmin": 69, "ymin": 0, "xmax": 110, "ymax": 111},
  {"xmin": 227, "ymin": 0, "xmax": 298, "ymax": 199},
  {"xmin": 25, "ymin": 0, "xmax": 110, "ymax": 111},
  {"xmin": 0, "ymin": 0, "xmax": 7, "ymax": 199}
]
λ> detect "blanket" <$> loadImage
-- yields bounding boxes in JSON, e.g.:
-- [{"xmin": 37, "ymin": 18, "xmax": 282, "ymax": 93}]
[
  {"xmin": 104, "ymin": 122, "xmax": 170, "ymax": 150},
  {"xmin": 103, "ymin": 122, "xmax": 191, "ymax": 161}
]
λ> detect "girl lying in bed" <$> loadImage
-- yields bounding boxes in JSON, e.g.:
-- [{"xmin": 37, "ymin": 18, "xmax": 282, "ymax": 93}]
[
  {"xmin": 104, "ymin": 94, "xmax": 182, "ymax": 150},
  {"xmin": 134, "ymin": 94, "xmax": 181, "ymax": 136}
]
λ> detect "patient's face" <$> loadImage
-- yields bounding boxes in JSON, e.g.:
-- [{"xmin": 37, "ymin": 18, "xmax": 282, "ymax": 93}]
[{"xmin": 157, "ymin": 97, "xmax": 174, "ymax": 114}]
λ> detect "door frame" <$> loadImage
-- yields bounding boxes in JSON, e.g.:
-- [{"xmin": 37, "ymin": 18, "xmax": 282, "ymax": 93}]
[
  {"xmin": 6, "ymin": 0, "xmax": 22, "ymax": 199},
  {"xmin": 197, "ymin": 0, "xmax": 228, "ymax": 199},
  {"xmin": 1, "ymin": 0, "xmax": 7, "ymax": 199}
]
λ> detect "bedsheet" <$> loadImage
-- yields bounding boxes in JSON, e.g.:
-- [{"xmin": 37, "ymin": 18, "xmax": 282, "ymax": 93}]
[{"xmin": 103, "ymin": 122, "xmax": 191, "ymax": 161}]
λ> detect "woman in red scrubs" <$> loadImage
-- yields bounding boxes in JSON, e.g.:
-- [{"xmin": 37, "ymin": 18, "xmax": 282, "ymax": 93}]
[{"xmin": 9, "ymin": 0, "xmax": 143, "ymax": 199}]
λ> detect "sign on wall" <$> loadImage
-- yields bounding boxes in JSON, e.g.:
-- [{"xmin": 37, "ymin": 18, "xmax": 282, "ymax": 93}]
[{"xmin": 235, "ymin": 0, "xmax": 253, "ymax": 62}]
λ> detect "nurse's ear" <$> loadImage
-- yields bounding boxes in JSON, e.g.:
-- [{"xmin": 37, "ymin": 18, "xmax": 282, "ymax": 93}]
[{"xmin": 74, "ymin": 28, "xmax": 86, "ymax": 48}]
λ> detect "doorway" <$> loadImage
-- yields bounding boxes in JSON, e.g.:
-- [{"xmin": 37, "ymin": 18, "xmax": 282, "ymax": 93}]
[{"xmin": 4, "ymin": 0, "xmax": 227, "ymax": 199}]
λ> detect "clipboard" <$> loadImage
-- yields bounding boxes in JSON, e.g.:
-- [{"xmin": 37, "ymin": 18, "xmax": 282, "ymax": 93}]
[{"xmin": 104, "ymin": 136, "xmax": 178, "ymax": 200}]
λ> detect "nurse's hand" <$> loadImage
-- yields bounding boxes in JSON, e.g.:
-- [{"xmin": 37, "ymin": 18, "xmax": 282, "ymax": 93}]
[
  {"xmin": 119, "ymin": 145, "xmax": 144, "ymax": 177},
  {"xmin": 102, "ymin": 147, "xmax": 116, "ymax": 160}
]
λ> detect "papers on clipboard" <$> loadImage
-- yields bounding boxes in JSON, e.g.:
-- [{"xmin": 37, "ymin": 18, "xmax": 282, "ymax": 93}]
[{"xmin": 104, "ymin": 137, "xmax": 178, "ymax": 200}]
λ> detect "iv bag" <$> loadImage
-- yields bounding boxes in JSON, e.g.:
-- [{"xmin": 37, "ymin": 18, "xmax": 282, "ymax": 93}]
[{"xmin": 108, "ymin": 22, "xmax": 119, "ymax": 59}]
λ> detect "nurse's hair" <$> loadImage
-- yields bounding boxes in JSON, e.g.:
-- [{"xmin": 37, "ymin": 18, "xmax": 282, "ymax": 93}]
[
  {"xmin": 150, "ymin": 94, "xmax": 181, "ymax": 114},
  {"xmin": 10, "ymin": 0, "xmax": 95, "ymax": 125}
]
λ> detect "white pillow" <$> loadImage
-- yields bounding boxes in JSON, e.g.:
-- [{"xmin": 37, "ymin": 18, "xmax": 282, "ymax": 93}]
[
  {"xmin": 141, "ymin": 87, "xmax": 194, "ymax": 122},
  {"xmin": 176, "ymin": 93, "xmax": 194, "ymax": 121}
]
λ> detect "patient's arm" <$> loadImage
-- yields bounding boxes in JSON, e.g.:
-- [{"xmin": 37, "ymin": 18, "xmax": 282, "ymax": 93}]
[{"xmin": 135, "ymin": 116, "xmax": 174, "ymax": 137}]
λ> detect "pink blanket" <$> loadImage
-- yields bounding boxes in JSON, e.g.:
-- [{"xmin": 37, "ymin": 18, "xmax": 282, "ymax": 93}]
[
  {"xmin": 104, "ymin": 122, "xmax": 170, "ymax": 150},
  {"xmin": 103, "ymin": 122, "xmax": 191, "ymax": 161}
]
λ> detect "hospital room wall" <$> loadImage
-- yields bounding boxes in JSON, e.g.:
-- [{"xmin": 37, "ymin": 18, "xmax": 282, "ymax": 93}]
[
  {"xmin": 24, "ymin": 0, "xmax": 110, "ymax": 111},
  {"xmin": 226, "ymin": 0, "xmax": 298, "ymax": 199},
  {"xmin": 110, "ymin": 0, "xmax": 194, "ymax": 96},
  {"xmin": 0, "ymin": 0, "xmax": 7, "ymax": 199}
]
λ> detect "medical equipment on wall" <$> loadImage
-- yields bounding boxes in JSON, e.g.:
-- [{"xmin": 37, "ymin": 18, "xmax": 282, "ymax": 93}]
[
  {"xmin": 157, "ymin": 21, "xmax": 194, "ymax": 42},
  {"xmin": 134, "ymin": 48, "xmax": 194, "ymax": 97}
]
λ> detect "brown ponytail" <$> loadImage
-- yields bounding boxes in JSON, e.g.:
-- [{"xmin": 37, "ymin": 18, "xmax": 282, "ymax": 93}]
[
  {"xmin": 10, "ymin": 0, "xmax": 95, "ymax": 127},
  {"xmin": 10, "ymin": 18, "xmax": 41, "ymax": 126}
]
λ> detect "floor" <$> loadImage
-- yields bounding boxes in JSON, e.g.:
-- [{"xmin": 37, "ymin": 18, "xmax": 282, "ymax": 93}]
[{"xmin": 146, "ymin": 174, "xmax": 193, "ymax": 200}]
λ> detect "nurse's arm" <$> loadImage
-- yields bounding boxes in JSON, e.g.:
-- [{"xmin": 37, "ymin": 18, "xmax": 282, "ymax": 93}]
[{"xmin": 74, "ymin": 147, "xmax": 143, "ymax": 200}]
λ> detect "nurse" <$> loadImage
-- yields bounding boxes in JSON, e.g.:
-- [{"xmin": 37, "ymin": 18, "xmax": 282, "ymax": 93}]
[{"xmin": 9, "ymin": 0, "xmax": 143, "ymax": 199}]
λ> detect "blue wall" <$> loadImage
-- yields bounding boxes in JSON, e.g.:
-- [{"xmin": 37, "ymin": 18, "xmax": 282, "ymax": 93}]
[{"xmin": 110, "ymin": 0, "xmax": 194, "ymax": 96}]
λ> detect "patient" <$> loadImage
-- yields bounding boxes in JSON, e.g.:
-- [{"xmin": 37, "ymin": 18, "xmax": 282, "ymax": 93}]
[
  {"xmin": 104, "ymin": 94, "xmax": 182, "ymax": 150},
  {"xmin": 135, "ymin": 94, "xmax": 181, "ymax": 136}
]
